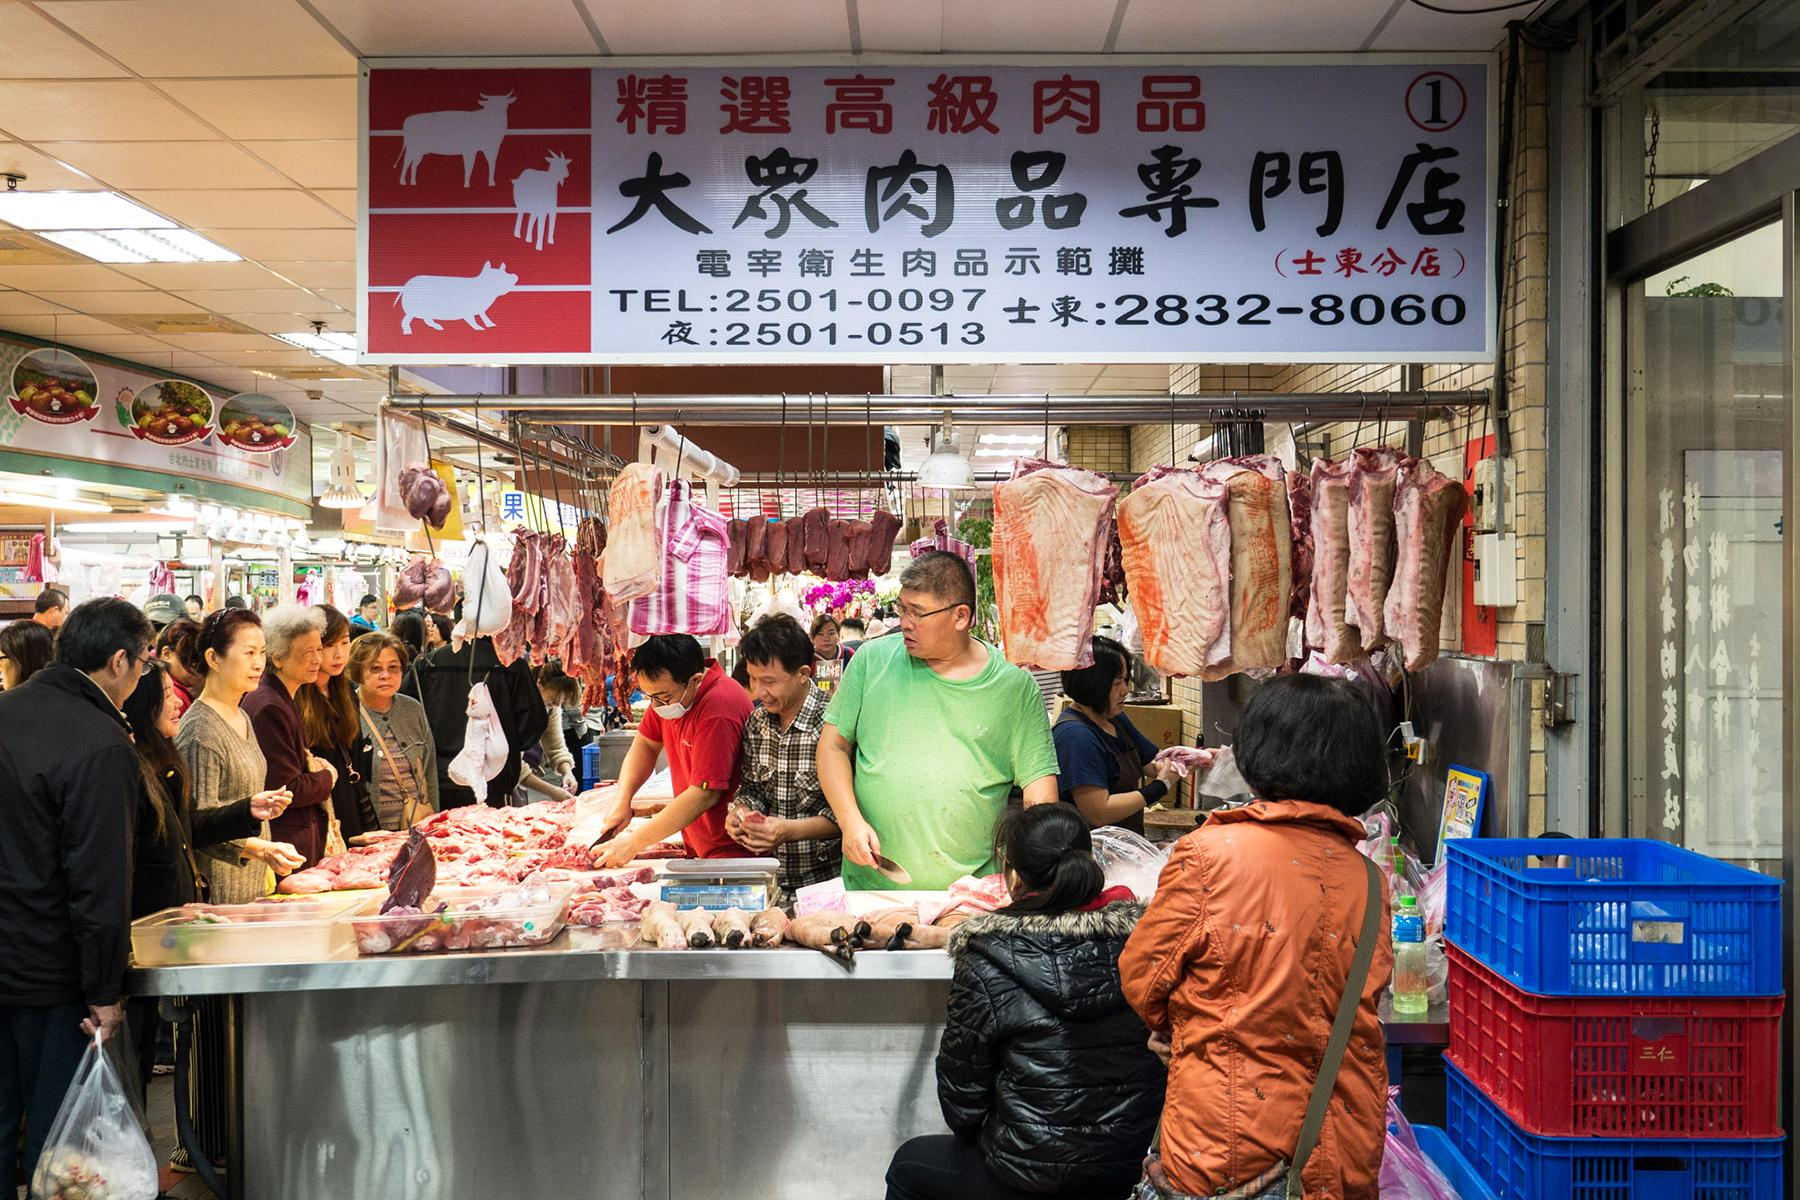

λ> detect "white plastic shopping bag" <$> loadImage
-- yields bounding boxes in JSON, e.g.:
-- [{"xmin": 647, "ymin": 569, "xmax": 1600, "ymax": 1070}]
[{"xmin": 30, "ymin": 1031, "xmax": 158, "ymax": 1200}]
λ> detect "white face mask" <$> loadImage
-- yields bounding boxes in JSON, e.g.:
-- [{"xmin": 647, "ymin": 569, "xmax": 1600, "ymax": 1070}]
[{"xmin": 653, "ymin": 676, "xmax": 695, "ymax": 721}]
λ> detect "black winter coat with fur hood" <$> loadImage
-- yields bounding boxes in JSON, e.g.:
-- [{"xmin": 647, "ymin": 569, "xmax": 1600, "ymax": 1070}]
[{"xmin": 938, "ymin": 900, "xmax": 1167, "ymax": 1194}]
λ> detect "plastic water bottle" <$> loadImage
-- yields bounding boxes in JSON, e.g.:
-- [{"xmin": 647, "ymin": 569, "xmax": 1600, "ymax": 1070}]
[{"xmin": 1391, "ymin": 894, "xmax": 1429, "ymax": 1017}]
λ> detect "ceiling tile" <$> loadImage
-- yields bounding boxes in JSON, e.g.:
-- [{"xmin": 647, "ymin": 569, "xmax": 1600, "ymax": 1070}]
[
  {"xmin": 232, "ymin": 312, "xmax": 356, "ymax": 337},
  {"xmin": 858, "ymin": 1, "xmax": 945, "ymax": 52},
  {"xmin": 38, "ymin": 0, "xmax": 356, "ymax": 78},
  {"xmin": 941, "ymin": 0, "xmax": 1114, "ymax": 52},
  {"xmin": 50, "ymin": 291, "xmax": 203, "ymax": 314},
  {"xmin": 130, "ymin": 189, "xmax": 349, "ymax": 230},
  {"xmin": 175, "ymin": 288, "xmax": 344, "ymax": 315},
  {"xmin": 312, "ymin": 190, "xmax": 356, "ymax": 220},
  {"xmin": 150, "ymin": 332, "xmax": 290, "ymax": 351},
  {"xmin": 112, "ymin": 261, "xmax": 289, "ymax": 290},
  {"xmin": 0, "ymin": 80, "xmax": 215, "ymax": 141},
  {"xmin": 58, "ymin": 333, "xmax": 182, "ymax": 358},
  {"xmin": 315, "ymin": 288, "xmax": 354, "ymax": 310},
  {"xmin": 0, "ymin": 264, "xmax": 149, "ymax": 291},
  {"xmin": 1369, "ymin": 3, "xmax": 1519, "ymax": 50},
  {"xmin": 0, "ymin": 311, "xmax": 121, "ymax": 335},
  {"xmin": 0, "ymin": 6, "xmax": 131, "ymax": 79},
  {"xmin": 200, "ymin": 228, "xmax": 354, "ymax": 263},
  {"xmin": 0, "ymin": 292, "xmax": 73, "ymax": 316},
  {"xmin": 0, "ymin": 143, "xmax": 98, "ymax": 190},
  {"xmin": 204, "ymin": 349, "xmax": 337, "ymax": 368},
  {"xmin": 40, "ymin": 141, "xmax": 290, "ymax": 190},
  {"xmin": 1115, "ymin": 0, "xmax": 1383, "ymax": 52},
  {"xmin": 240, "ymin": 141, "xmax": 356, "ymax": 190},
  {"xmin": 157, "ymin": 78, "xmax": 358, "ymax": 142},
  {"xmin": 259, "ymin": 260, "xmax": 355, "ymax": 289},
  {"xmin": 311, "ymin": 0, "xmax": 601, "ymax": 55},
  {"xmin": 587, "ymin": 0, "xmax": 850, "ymax": 53}
]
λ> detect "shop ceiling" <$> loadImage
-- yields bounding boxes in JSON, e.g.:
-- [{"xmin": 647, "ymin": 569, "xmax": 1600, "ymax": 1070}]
[{"xmin": 0, "ymin": 0, "xmax": 1541, "ymax": 432}]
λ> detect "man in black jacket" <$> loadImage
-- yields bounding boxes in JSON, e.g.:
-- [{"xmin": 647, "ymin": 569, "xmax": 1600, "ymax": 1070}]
[
  {"xmin": 0, "ymin": 598, "xmax": 152, "ymax": 1195},
  {"xmin": 405, "ymin": 635, "xmax": 549, "ymax": 808}
]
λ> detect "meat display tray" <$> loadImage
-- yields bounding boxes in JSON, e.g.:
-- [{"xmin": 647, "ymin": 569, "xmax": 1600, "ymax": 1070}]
[
  {"xmin": 132, "ymin": 896, "xmax": 365, "ymax": 966},
  {"xmin": 345, "ymin": 883, "xmax": 577, "ymax": 955}
]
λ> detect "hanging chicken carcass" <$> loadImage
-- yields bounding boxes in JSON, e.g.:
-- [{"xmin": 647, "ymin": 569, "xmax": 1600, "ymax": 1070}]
[{"xmin": 991, "ymin": 459, "xmax": 1118, "ymax": 671}]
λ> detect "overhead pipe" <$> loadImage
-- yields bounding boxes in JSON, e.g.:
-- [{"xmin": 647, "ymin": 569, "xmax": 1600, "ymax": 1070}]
[
  {"xmin": 386, "ymin": 391, "xmax": 1486, "ymax": 427},
  {"xmin": 638, "ymin": 423, "xmax": 742, "ymax": 487}
]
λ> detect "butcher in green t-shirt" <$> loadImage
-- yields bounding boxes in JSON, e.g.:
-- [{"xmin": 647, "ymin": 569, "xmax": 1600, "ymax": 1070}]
[{"xmin": 819, "ymin": 550, "xmax": 1060, "ymax": 891}]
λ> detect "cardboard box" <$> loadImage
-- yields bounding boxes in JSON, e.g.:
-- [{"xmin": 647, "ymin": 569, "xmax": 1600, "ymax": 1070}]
[{"xmin": 1124, "ymin": 702, "xmax": 1188, "ymax": 808}]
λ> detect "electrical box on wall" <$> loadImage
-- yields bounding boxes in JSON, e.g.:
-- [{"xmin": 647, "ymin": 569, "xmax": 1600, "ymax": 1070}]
[
  {"xmin": 1470, "ymin": 456, "xmax": 1516, "ymax": 532},
  {"xmin": 1474, "ymin": 532, "xmax": 1518, "ymax": 607}
]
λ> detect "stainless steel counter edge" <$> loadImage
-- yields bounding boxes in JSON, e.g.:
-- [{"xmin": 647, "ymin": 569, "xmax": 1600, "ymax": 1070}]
[{"xmin": 128, "ymin": 938, "xmax": 958, "ymax": 995}]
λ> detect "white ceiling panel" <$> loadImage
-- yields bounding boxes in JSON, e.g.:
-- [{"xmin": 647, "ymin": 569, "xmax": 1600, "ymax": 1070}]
[
  {"xmin": 156, "ymin": 79, "xmax": 359, "ymax": 142},
  {"xmin": 0, "ymin": 264, "xmax": 150, "ymax": 291},
  {"xmin": 258, "ymin": 260, "xmax": 355, "ymax": 290},
  {"xmin": 112, "ymin": 261, "xmax": 291, "ymax": 290},
  {"xmin": 55, "ymin": 333, "xmax": 182, "ymax": 357},
  {"xmin": 857, "ymin": 2, "xmax": 948, "ymax": 53},
  {"xmin": 131, "ymin": 189, "xmax": 349, "ymax": 230},
  {"xmin": 0, "ymin": 143, "xmax": 98, "ymax": 190},
  {"xmin": 232, "ymin": 312, "xmax": 341, "ymax": 335},
  {"xmin": 0, "ymin": 292, "xmax": 73, "ymax": 317},
  {"xmin": 312, "ymin": 190, "xmax": 357, "ymax": 220},
  {"xmin": 240, "ymin": 141, "xmax": 356, "ymax": 190},
  {"xmin": 199, "ymin": 228, "xmax": 355, "ymax": 262},
  {"xmin": 175, "ymin": 288, "xmax": 344, "ymax": 315},
  {"xmin": 48, "ymin": 291, "xmax": 203, "ymax": 314},
  {"xmin": 315, "ymin": 288, "xmax": 354, "ymax": 310},
  {"xmin": 588, "ymin": 0, "xmax": 851, "ymax": 54},
  {"xmin": 1370, "ymin": 2, "xmax": 1529, "ymax": 50},
  {"xmin": 1115, "ymin": 0, "xmax": 1382, "ymax": 53},
  {"xmin": 0, "ymin": 81, "xmax": 216, "ymax": 142},
  {"xmin": 311, "ymin": 0, "xmax": 601, "ymax": 56},
  {"xmin": 38, "ymin": 0, "xmax": 356, "ymax": 78},
  {"xmin": 40, "ymin": 141, "xmax": 291, "ymax": 190},
  {"xmin": 204, "ymin": 349, "xmax": 341, "ymax": 367},
  {"xmin": 0, "ymin": 311, "xmax": 121, "ymax": 335},
  {"xmin": 151, "ymin": 332, "xmax": 290, "ymax": 351},
  {"xmin": 941, "ymin": 1, "xmax": 1116, "ymax": 53},
  {"xmin": 0, "ymin": 6, "xmax": 131, "ymax": 79}
]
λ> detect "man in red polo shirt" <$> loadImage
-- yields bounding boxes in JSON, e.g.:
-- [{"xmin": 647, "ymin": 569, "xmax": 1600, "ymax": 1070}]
[{"xmin": 592, "ymin": 633, "xmax": 753, "ymax": 866}]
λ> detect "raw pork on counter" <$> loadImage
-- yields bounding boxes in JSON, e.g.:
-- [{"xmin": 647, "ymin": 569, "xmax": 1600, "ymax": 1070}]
[
  {"xmin": 1198, "ymin": 455, "xmax": 1292, "ymax": 679},
  {"xmin": 1382, "ymin": 457, "xmax": 1469, "ymax": 671},
  {"xmin": 1346, "ymin": 447, "xmax": 1404, "ymax": 651},
  {"xmin": 1117, "ymin": 466, "xmax": 1232, "ymax": 678},
  {"xmin": 991, "ymin": 459, "xmax": 1118, "ymax": 670}
]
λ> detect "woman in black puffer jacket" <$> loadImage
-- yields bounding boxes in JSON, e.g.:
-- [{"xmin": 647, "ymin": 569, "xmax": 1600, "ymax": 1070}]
[{"xmin": 886, "ymin": 804, "xmax": 1166, "ymax": 1200}]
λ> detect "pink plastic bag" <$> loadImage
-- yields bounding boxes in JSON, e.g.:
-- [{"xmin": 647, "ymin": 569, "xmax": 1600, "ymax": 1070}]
[{"xmin": 1381, "ymin": 1089, "xmax": 1460, "ymax": 1200}]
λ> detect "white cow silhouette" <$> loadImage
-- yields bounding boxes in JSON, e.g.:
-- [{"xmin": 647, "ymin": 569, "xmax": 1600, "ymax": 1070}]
[
  {"xmin": 396, "ymin": 92, "xmax": 516, "ymax": 187},
  {"xmin": 512, "ymin": 151, "xmax": 571, "ymax": 251},
  {"xmin": 395, "ymin": 262, "xmax": 518, "ymax": 333}
]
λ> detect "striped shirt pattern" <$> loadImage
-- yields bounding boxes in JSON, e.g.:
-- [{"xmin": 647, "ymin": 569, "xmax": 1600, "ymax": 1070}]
[{"xmin": 628, "ymin": 480, "xmax": 733, "ymax": 637}]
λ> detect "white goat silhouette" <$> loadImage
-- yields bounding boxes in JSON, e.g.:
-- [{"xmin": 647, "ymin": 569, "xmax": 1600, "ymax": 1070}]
[
  {"xmin": 396, "ymin": 92, "xmax": 515, "ymax": 187},
  {"xmin": 512, "ymin": 151, "xmax": 571, "ymax": 251}
]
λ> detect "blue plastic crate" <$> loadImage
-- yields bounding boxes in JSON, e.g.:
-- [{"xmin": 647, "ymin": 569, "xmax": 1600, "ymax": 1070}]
[
  {"xmin": 1445, "ymin": 839, "xmax": 1781, "ymax": 997},
  {"xmin": 1447, "ymin": 1062, "xmax": 1784, "ymax": 1200},
  {"xmin": 1413, "ymin": 1125, "xmax": 1498, "ymax": 1200},
  {"xmin": 580, "ymin": 743, "xmax": 602, "ymax": 790}
]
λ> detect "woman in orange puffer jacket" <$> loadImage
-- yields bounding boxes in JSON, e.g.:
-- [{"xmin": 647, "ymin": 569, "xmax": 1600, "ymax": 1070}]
[{"xmin": 1121, "ymin": 674, "xmax": 1394, "ymax": 1200}]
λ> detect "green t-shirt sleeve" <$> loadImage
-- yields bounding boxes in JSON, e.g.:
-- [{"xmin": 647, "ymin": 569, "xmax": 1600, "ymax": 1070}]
[
  {"xmin": 822, "ymin": 648, "xmax": 867, "ymax": 742},
  {"xmin": 1008, "ymin": 670, "xmax": 1060, "ymax": 787}
]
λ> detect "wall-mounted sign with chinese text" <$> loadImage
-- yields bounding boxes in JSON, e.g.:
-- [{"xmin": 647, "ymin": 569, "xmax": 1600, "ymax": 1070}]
[{"xmin": 360, "ymin": 62, "xmax": 1491, "ymax": 364}]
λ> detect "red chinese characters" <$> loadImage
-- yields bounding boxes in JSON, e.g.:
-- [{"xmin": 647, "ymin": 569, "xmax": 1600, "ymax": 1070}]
[
  {"xmin": 1033, "ymin": 75, "xmax": 1100, "ymax": 134},
  {"xmin": 617, "ymin": 74, "xmax": 688, "ymax": 135},
  {"xmin": 1138, "ymin": 75, "xmax": 1204, "ymax": 133},
  {"xmin": 720, "ymin": 75, "xmax": 792, "ymax": 134},
  {"xmin": 926, "ymin": 74, "xmax": 1000, "ymax": 134},
  {"xmin": 824, "ymin": 74, "xmax": 896, "ymax": 134}
]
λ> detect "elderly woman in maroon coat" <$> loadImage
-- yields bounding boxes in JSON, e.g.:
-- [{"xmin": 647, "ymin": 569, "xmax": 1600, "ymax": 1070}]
[{"xmin": 243, "ymin": 604, "xmax": 337, "ymax": 868}]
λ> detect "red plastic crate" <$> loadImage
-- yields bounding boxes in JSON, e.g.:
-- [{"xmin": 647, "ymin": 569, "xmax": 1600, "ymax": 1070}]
[{"xmin": 1447, "ymin": 943, "xmax": 1784, "ymax": 1138}]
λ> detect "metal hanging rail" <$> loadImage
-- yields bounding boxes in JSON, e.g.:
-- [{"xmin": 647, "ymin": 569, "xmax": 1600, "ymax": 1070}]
[{"xmin": 384, "ymin": 391, "xmax": 1488, "ymax": 427}]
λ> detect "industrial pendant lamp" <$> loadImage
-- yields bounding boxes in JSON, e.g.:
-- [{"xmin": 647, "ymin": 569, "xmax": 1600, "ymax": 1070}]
[
  {"xmin": 916, "ymin": 413, "xmax": 975, "ymax": 491},
  {"xmin": 319, "ymin": 430, "xmax": 365, "ymax": 509}
]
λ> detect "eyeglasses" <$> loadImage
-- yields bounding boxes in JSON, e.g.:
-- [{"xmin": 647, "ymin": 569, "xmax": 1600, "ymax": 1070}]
[
  {"xmin": 643, "ymin": 676, "xmax": 696, "ymax": 706},
  {"xmin": 895, "ymin": 602, "xmax": 961, "ymax": 626},
  {"xmin": 136, "ymin": 647, "xmax": 157, "ymax": 675}
]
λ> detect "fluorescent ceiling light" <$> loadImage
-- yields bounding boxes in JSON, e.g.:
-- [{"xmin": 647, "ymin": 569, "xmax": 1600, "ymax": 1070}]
[
  {"xmin": 0, "ymin": 190, "xmax": 173, "ymax": 231},
  {"xmin": 974, "ymin": 448, "xmax": 1026, "ymax": 458},
  {"xmin": 275, "ymin": 330, "xmax": 358, "ymax": 366},
  {"xmin": 977, "ymin": 434, "xmax": 1048, "ymax": 445},
  {"xmin": 59, "ymin": 519, "xmax": 189, "ymax": 534},
  {"xmin": 0, "ymin": 491, "xmax": 112, "ymax": 514},
  {"xmin": 41, "ymin": 228, "xmax": 239, "ymax": 264}
]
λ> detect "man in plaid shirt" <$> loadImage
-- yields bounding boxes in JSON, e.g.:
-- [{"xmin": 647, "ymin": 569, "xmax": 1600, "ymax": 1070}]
[{"xmin": 726, "ymin": 615, "xmax": 841, "ymax": 896}]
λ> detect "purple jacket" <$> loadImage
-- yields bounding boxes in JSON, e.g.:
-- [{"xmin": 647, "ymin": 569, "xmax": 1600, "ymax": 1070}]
[{"xmin": 242, "ymin": 672, "xmax": 333, "ymax": 868}]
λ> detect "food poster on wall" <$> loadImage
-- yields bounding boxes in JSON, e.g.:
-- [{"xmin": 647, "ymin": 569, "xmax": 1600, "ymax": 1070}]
[
  {"xmin": 0, "ymin": 337, "xmax": 311, "ymax": 508},
  {"xmin": 10, "ymin": 348, "xmax": 100, "ymax": 424},
  {"xmin": 1436, "ymin": 765, "xmax": 1487, "ymax": 866},
  {"xmin": 128, "ymin": 380, "xmax": 214, "ymax": 446},
  {"xmin": 216, "ymin": 393, "xmax": 298, "ymax": 453},
  {"xmin": 361, "ymin": 61, "xmax": 1492, "ymax": 364}
]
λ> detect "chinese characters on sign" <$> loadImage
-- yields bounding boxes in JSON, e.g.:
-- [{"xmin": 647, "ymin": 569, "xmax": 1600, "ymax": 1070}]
[{"xmin": 361, "ymin": 63, "xmax": 1490, "ymax": 363}]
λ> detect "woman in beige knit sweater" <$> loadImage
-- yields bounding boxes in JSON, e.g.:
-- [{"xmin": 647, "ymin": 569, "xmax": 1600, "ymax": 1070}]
[{"xmin": 175, "ymin": 609, "xmax": 303, "ymax": 903}]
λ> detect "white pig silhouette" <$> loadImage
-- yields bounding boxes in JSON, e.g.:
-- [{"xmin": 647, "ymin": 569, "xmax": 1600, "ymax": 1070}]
[
  {"xmin": 396, "ymin": 92, "xmax": 516, "ymax": 187},
  {"xmin": 512, "ymin": 151, "xmax": 571, "ymax": 251},
  {"xmin": 395, "ymin": 262, "xmax": 518, "ymax": 333}
]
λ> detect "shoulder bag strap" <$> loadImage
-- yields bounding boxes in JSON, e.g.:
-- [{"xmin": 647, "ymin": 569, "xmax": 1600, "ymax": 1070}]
[
  {"xmin": 361, "ymin": 703, "xmax": 431, "ymax": 827},
  {"xmin": 1285, "ymin": 855, "xmax": 1384, "ymax": 1200}
]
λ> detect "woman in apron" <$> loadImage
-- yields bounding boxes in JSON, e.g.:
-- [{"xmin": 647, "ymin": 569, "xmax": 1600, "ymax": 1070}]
[{"xmin": 1052, "ymin": 636, "xmax": 1180, "ymax": 835}]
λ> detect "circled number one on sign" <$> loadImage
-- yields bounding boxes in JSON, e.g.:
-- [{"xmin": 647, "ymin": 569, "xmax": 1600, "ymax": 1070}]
[{"xmin": 1406, "ymin": 72, "xmax": 1467, "ymax": 133}]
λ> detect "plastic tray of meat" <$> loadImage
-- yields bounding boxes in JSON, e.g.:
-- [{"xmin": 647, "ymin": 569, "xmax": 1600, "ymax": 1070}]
[
  {"xmin": 132, "ymin": 896, "xmax": 365, "ymax": 966},
  {"xmin": 344, "ymin": 880, "xmax": 577, "ymax": 955}
]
